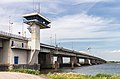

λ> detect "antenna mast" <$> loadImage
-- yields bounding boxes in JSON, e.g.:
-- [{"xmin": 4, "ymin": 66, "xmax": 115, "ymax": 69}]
[
  {"xmin": 33, "ymin": 0, "xmax": 35, "ymax": 12},
  {"xmin": 38, "ymin": 2, "xmax": 41, "ymax": 13},
  {"xmin": 22, "ymin": 19, "xmax": 24, "ymax": 36},
  {"xmin": 55, "ymin": 34, "xmax": 57, "ymax": 46},
  {"xmin": 33, "ymin": 0, "xmax": 41, "ymax": 13},
  {"xmin": 9, "ymin": 16, "xmax": 13, "ymax": 33}
]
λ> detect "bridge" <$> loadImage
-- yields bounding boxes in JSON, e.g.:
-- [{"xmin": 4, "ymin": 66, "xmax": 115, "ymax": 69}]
[
  {"xmin": 0, "ymin": 30, "xmax": 106, "ymax": 70},
  {"xmin": 0, "ymin": 12, "xmax": 106, "ymax": 70},
  {"xmin": 39, "ymin": 43, "xmax": 106, "ymax": 68}
]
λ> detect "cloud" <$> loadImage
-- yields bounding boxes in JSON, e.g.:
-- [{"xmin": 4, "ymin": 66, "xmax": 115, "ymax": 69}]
[
  {"xmin": 0, "ymin": 0, "xmax": 117, "ymax": 42},
  {"xmin": 0, "ymin": 0, "xmax": 30, "ymax": 3},
  {"xmin": 43, "ymin": 13, "xmax": 113, "ymax": 38},
  {"xmin": 112, "ymin": 50, "xmax": 120, "ymax": 53}
]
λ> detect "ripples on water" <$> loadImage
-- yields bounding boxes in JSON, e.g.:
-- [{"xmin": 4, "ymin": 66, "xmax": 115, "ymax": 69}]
[
  {"xmin": 61, "ymin": 63, "xmax": 120, "ymax": 75},
  {"xmin": 41, "ymin": 64, "xmax": 120, "ymax": 75}
]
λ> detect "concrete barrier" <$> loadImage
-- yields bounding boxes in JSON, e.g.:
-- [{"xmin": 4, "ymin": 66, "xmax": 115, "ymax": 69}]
[{"xmin": 0, "ymin": 64, "xmax": 40, "ymax": 71}]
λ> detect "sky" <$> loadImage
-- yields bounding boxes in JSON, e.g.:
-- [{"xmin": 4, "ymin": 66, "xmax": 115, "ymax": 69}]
[{"xmin": 0, "ymin": 0, "xmax": 120, "ymax": 61}]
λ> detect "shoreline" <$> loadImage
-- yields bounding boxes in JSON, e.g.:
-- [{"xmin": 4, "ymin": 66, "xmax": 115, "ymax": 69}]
[{"xmin": 1, "ymin": 68, "xmax": 120, "ymax": 79}]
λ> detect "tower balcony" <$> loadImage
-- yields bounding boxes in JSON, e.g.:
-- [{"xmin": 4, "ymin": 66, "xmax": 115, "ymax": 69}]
[{"xmin": 23, "ymin": 12, "xmax": 51, "ymax": 29}]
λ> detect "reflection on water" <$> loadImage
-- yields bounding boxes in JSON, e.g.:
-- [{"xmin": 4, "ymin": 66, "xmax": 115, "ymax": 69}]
[{"xmin": 40, "ymin": 64, "xmax": 120, "ymax": 75}]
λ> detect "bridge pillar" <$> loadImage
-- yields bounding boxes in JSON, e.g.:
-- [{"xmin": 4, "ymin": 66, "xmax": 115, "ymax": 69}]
[
  {"xmin": 70, "ymin": 57, "xmax": 80, "ymax": 67},
  {"xmin": 90, "ymin": 59, "xmax": 96, "ymax": 65},
  {"xmin": 84, "ymin": 59, "xmax": 90, "ymax": 65},
  {"xmin": 57, "ymin": 56, "xmax": 63, "ymax": 64},
  {"xmin": 46, "ymin": 54, "xmax": 53, "ymax": 65},
  {"xmin": 70, "ymin": 57, "xmax": 77, "ymax": 64},
  {"xmin": 77, "ymin": 57, "xmax": 79, "ymax": 63},
  {"xmin": 38, "ymin": 53, "xmax": 53, "ymax": 68},
  {"xmin": 95, "ymin": 60, "xmax": 100, "ymax": 64}
]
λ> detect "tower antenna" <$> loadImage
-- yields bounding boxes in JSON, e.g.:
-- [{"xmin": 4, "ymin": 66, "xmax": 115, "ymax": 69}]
[
  {"xmin": 55, "ymin": 34, "xmax": 57, "ymax": 46},
  {"xmin": 22, "ymin": 19, "xmax": 24, "ymax": 36},
  {"xmin": 38, "ymin": 2, "xmax": 41, "ymax": 13},
  {"xmin": 9, "ymin": 16, "xmax": 13, "ymax": 33},
  {"xmin": 33, "ymin": 0, "xmax": 35, "ymax": 12}
]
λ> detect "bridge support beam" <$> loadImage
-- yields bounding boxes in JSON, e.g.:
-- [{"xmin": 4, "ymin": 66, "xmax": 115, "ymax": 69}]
[
  {"xmin": 57, "ymin": 56, "xmax": 63, "ymax": 64},
  {"xmin": 46, "ymin": 54, "xmax": 53, "ymax": 65},
  {"xmin": 70, "ymin": 57, "xmax": 77, "ymax": 64},
  {"xmin": 77, "ymin": 57, "xmax": 79, "ymax": 63},
  {"xmin": 70, "ymin": 57, "xmax": 80, "ymax": 67},
  {"xmin": 90, "ymin": 59, "xmax": 96, "ymax": 65},
  {"xmin": 94, "ymin": 60, "xmax": 100, "ymax": 64},
  {"xmin": 38, "ymin": 53, "xmax": 53, "ymax": 68},
  {"xmin": 84, "ymin": 59, "xmax": 90, "ymax": 65}
]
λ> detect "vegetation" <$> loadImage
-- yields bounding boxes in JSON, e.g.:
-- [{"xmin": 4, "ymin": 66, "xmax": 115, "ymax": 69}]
[
  {"xmin": 9, "ymin": 69, "xmax": 40, "ymax": 75},
  {"xmin": 46, "ymin": 73, "xmax": 120, "ymax": 79},
  {"xmin": 7, "ymin": 69, "xmax": 120, "ymax": 79}
]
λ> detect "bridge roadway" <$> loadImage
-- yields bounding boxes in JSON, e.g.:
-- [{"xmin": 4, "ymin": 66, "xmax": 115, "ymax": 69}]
[{"xmin": 39, "ymin": 43, "xmax": 106, "ymax": 68}]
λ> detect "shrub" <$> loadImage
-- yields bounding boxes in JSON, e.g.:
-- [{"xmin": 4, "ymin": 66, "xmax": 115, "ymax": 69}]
[{"xmin": 96, "ymin": 73, "xmax": 112, "ymax": 78}]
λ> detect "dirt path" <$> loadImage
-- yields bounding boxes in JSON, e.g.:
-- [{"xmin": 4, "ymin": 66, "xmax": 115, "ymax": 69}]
[{"xmin": 0, "ymin": 72, "xmax": 50, "ymax": 79}]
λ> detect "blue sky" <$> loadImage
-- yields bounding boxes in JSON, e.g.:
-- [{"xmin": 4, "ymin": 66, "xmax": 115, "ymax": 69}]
[{"xmin": 0, "ymin": 0, "xmax": 120, "ymax": 61}]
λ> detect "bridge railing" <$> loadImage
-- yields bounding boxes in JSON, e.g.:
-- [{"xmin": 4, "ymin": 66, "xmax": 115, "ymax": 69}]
[{"xmin": 0, "ymin": 31, "xmax": 29, "ymax": 40}]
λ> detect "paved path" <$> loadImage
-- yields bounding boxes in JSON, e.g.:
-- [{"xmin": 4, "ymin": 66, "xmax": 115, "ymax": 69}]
[{"xmin": 0, "ymin": 72, "xmax": 50, "ymax": 79}]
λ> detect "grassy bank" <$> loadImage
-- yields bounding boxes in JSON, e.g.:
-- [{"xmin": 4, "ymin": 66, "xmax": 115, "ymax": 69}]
[
  {"xmin": 45, "ymin": 73, "xmax": 120, "ymax": 79},
  {"xmin": 7, "ymin": 69, "xmax": 120, "ymax": 79}
]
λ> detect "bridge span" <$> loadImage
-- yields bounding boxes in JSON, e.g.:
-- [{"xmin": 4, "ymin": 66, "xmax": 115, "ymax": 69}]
[{"xmin": 39, "ymin": 43, "xmax": 106, "ymax": 68}]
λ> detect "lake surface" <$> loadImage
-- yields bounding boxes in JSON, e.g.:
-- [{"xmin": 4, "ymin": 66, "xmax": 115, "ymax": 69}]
[{"xmin": 41, "ymin": 63, "xmax": 120, "ymax": 75}]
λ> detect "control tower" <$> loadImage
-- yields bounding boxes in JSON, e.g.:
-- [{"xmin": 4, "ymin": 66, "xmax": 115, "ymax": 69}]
[{"xmin": 23, "ymin": 13, "xmax": 51, "ymax": 64}]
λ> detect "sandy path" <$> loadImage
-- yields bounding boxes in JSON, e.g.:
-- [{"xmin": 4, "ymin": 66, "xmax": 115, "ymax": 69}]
[{"xmin": 0, "ymin": 72, "xmax": 50, "ymax": 79}]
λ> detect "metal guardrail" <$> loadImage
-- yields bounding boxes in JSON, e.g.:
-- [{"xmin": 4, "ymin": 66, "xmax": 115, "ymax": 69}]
[{"xmin": 0, "ymin": 31, "xmax": 29, "ymax": 40}]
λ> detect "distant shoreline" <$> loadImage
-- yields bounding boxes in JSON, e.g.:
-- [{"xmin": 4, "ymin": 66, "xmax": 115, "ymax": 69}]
[{"xmin": 107, "ymin": 61, "xmax": 120, "ymax": 63}]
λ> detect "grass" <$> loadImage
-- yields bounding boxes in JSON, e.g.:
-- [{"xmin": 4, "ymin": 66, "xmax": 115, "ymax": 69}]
[
  {"xmin": 45, "ymin": 73, "xmax": 120, "ymax": 79},
  {"xmin": 7, "ymin": 69, "xmax": 120, "ymax": 79}
]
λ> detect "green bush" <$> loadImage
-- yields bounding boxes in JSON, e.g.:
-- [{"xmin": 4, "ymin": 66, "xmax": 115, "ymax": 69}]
[
  {"xmin": 96, "ymin": 73, "xmax": 112, "ymax": 77},
  {"xmin": 9, "ymin": 69, "xmax": 40, "ymax": 75}
]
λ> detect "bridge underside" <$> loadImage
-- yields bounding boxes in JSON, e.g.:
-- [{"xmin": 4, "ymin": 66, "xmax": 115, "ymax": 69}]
[
  {"xmin": 38, "ymin": 52, "xmax": 106, "ymax": 69},
  {"xmin": 38, "ymin": 52, "xmax": 53, "ymax": 68}
]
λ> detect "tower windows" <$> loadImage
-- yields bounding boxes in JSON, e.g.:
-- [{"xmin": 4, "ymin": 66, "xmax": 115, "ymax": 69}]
[
  {"xmin": 11, "ymin": 41, "xmax": 14, "ymax": 46},
  {"xmin": 22, "ymin": 43, "xmax": 24, "ymax": 48}
]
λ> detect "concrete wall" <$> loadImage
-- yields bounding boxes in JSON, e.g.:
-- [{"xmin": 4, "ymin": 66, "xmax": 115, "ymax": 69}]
[
  {"xmin": 0, "ymin": 39, "xmax": 3, "ymax": 47},
  {"xmin": 31, "ymin": 24, "xmax": 40, "ymax": 50},
  {"xmin": 0, "ymin": 38, "xmax": 29, "ymax": 64},
  {"xmin": 0, "ymin": 39, "xmax": 3, "ymax": 63},
  {"xmin": 9, "ymin": 38, "xmax": 29, "ymax": 64},
  {"xmin": 0, "ymin": 48, "xmax": 3, "ymax": 64},
  {"xmin": 2, "ymin": 40, "xmax": 10, "ymax": 64},
  {"xmin": 40, "ymin": 47, "xmax": 51, "ymax": 53},
  {"xmin": 10, "ymin": 49, "xmax": 28, "ymax": 64},
  {"xmin": 10, "ymin": 38, "xmax": 28, "ymax": 49}
]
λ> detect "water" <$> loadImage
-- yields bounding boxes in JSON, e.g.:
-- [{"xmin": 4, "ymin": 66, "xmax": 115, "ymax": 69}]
[{"xmin": 41, "ymin": 63, "xmax": 120, "ymax": 75}]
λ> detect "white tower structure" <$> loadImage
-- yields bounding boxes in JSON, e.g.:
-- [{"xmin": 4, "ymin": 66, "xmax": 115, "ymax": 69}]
[{"xmin": 23, "ymin": 13, "xmax": 51, "ymax": 64}]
